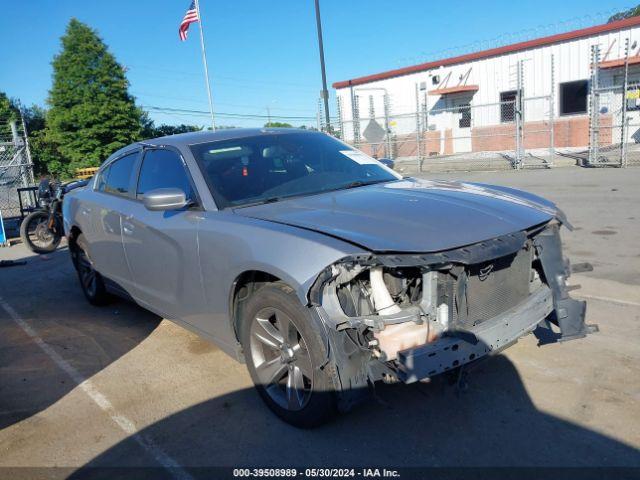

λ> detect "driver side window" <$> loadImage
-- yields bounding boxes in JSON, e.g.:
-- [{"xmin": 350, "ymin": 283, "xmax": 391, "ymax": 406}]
[{"xmin": 137, "ymin": 149, "xmax": 195, "ymax": 200}]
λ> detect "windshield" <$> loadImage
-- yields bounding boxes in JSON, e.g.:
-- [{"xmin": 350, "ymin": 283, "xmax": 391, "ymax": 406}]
[{"xmin": 190, "ymin": 131, "xmax": 401, "ymax": 209}]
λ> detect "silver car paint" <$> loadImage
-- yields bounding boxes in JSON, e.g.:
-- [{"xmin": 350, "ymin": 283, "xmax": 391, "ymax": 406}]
[
  {"xmin": 64, "ymin": 129, "xmax": 561, "ymax": 359},
  {"xmin": 235, "ymin": 178, "xmax": 556, "ymax": 253}
]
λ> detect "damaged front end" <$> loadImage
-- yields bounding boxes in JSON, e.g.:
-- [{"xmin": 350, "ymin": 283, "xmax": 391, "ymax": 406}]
[{"xmin": 308, "ymin": 221, "xmax": 595, "ymax": 411}]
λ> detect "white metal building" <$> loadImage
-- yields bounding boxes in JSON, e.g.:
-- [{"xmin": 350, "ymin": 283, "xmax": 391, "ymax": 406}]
[{"xmin": 333, "ymin": 16, "xmax": 640, "ymax": 160}]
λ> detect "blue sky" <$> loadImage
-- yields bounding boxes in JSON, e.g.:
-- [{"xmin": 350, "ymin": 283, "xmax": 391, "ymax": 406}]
[{"xmin": 0, "ymin": 0, "xmax": 632, "ymax": 128}]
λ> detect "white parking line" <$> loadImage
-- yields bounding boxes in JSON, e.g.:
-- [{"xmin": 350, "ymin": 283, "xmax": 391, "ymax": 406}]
[
  {"xmin": 575, "ymin": 293, "xmax": 640, "ymax": 307},
  {"xmin": 0, "ymin": 297, "xmax": 193, "ymax": 480}
]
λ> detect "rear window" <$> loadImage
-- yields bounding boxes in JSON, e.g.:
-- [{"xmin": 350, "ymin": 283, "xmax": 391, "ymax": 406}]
[{"xmin": 190, "ymin": 132, "xmax": 399, "ymax": 208}]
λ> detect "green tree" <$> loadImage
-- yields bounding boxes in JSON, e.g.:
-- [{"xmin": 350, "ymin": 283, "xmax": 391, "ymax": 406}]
[
  {"xmin": 20, "ymin": 104, "xmax": 50, "ymax": 175},
  {"xmin": 608, "ymin": 5, "xmax": 640, "ymax": 22},
  {"xmin": 0, "ymin": 92, "xmax": 20, "ymax": 139},
  {"xmin": 46, "ymin": 19, "xmax": 144, "ymax": 177},
  {"xmin": 143, "ymin": 123, "xmax": 203, "ymax": 138},
  {"xmin": 264, "ymin": 121, "xmax": 293, "ymax": 128},
  {"xmin": 22, "ymin": 104, "xmax": 47, "ymax": 134}
]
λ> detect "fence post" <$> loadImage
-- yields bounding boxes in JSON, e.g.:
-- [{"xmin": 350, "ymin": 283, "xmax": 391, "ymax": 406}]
[
  {"xmin": 19, "ymin": 109, "xmax": 34, "ymax": 185},
  {"xmin": 350, "ymin": 86, "xmax": 361, "ymax": 148},
  {"xmin": 383, "ymin": 93, "xmax": 392, "ymax": 159},
  {"xmin": 549, "ymin": 54, "xmax": 555, "ymax": 163},
  {"xmin": 336, "ymin": 96, "xmax": 344, "ymax": 141},
  {"xmin": 423, "ymin": 90, "xmax": 429, "ymax": 158},
  {"xmin": 588, "ymin": 45, "xmax": 601, "ymax": 166},
  {"xmin": 10, "ymin": 121, "xmax": 29, "ymax": 189},
  {"xmin": 515, "ymin": 60, "xmax": 524, "ymax": 169},
  {"xmin": 621, "ymin": 38, "xmax": 630, "ymax": 168},
  {"xmin": 415, "ymin": 83, "xmax": 424, "ymax": 172},
  {"xmin": 10, "ymin": 121, "xmax": 20, "ymax": 145}
]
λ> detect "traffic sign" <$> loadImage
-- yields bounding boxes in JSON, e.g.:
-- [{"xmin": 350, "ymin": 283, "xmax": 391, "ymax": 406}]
[{"xmin": 363, "ymin": 119, "xmax": 387, "ymax": 143}]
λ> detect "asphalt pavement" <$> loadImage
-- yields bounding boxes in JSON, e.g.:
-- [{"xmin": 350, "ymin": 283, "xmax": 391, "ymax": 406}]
[{"xmin": 0, "ymin": 166, "xmax": 638, "ymax": 479}]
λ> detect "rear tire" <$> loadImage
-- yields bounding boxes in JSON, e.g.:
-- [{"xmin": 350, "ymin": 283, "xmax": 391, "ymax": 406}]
[
  {"xmin": 20, "ymin": 211, "xmax": 62, "ymax": 254},
  {"xmin": 72, "ymin": 234, "xmax": 110, "ymax": 306},
  {"xmin": 240, "ymin": 282, "xmax": 338, "ymax": 428}
]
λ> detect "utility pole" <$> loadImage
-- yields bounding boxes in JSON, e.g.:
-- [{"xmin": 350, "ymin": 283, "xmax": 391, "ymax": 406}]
[{"xmin": 314, "ymin": 0, "xmax": 331, "ymax": 131}]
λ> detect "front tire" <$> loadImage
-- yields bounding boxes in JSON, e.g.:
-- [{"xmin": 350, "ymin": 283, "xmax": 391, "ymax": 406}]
[
  {"xmin": 72, "ymin": 234, "xmax": 110, "ymax": 306},
  {"xmin": 20, "ymin": 211, "xmax": 62, "ymax": 254},
  {"xmin": 241, "ymin": 282, "xmax": 338, "ymax": 428}
]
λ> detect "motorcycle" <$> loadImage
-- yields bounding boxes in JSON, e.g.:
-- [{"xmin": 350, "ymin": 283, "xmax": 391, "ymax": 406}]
[{"xmin": 20, "ymin": 177, "xmax": 89, "ymax": 254}]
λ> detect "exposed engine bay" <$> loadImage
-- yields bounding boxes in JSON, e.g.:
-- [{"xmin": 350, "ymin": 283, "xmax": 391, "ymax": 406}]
[{"xmin": 308, "ymin": 220, "xmax": 595, "ymax": 410}]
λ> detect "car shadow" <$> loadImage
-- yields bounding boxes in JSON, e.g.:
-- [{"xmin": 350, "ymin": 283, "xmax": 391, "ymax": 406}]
[
  {"xmin": 0, "ymin": 247, "xmax": 162, "ymax": 430},
  {"xmin": 70, "ymin": 353, "xmax": 640, "ymax": 478}
]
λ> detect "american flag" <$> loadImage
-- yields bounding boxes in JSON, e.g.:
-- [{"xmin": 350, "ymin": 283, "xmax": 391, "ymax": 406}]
[{"xmin": 179, "ymin": 1, "xmax": 199, "ymax": 41}]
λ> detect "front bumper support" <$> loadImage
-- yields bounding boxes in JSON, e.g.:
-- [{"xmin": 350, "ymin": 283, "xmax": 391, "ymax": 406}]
[
  {"xmin": 534, "ymin": 224, "xmax": 593, "ymax": 341},
  {"xmin": 397, "ymin": 286, "xmax": 554, "ymax": 383}
]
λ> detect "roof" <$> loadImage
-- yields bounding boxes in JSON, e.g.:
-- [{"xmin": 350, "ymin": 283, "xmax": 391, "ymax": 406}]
[
  {"xmin": 333, "ymin": 16, "xmax": 640, "ymax": 89},
  {"xmin": 103, "ymin": 128, "xmax": 320, "ymax": 164},
  {"xmin": 143, "ymin": 127, "xmax": 319, "ymax": 147}
]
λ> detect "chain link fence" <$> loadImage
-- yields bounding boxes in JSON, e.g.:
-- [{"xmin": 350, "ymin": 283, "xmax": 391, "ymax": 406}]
[
  {"xmin": 1, "ymin": 114, "xmax": 35, "ymax": 220},
  {"xmin": 334, "ymin": 93, "xmax": 556, "ymax": 171}
]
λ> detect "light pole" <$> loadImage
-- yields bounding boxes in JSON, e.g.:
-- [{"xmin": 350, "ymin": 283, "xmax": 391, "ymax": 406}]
[{"xmin": 314, "ymin": 0, "xmax": 331, "ymax": 131}]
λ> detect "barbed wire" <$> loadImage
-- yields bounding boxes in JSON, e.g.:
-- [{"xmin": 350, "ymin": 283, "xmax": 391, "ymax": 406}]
[{"xmin": 396, "ymin": 6, "xmax": 631, "ymax": 67}]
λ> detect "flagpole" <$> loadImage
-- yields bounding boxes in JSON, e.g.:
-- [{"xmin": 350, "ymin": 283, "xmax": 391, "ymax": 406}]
[{"xmin": 194, "ymin": 0, "xmax": 216, "ymax": 131}]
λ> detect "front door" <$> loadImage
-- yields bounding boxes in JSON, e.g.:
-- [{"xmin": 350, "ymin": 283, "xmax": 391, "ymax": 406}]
[
  {"xmin": 121, "ymin": 147, "xmax": 205, "ymax": 322},
  {"xmin": 452, "ymin": 97, "xmax": 472, "ymax": 153}
]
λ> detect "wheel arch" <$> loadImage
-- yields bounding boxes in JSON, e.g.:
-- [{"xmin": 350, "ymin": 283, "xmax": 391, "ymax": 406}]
[
  {"xmin": 67, "ymin": 225, "xmax": 82, "ymax": 249},
  {"xmin": 229, "ymin": 270, "xmax": 284, "ymax": 347}
]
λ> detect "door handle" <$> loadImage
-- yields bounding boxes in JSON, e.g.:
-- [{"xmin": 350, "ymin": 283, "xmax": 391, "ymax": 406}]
[{"xmin": 122, "ymin": 221, "xmax": 135, "ymax": 235}]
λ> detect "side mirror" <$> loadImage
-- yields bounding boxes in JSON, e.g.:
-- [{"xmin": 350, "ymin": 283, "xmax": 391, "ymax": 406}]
[{"xmin": 142, "ymin": 188, "xmax": 188, "ymax": 211}]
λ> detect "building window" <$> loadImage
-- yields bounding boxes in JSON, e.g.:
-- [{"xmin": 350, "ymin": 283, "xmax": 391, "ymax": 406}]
[
  {"xmin": 458, "ymin": 103, "xmax": 471, "ymax": 128},
  {"xmin": 560, "ymin": 80, "xmax": 588, "ymax": 115},
  {"xmin": 500, "ymin": 90, "xmax": 519, "ymax": 123}
]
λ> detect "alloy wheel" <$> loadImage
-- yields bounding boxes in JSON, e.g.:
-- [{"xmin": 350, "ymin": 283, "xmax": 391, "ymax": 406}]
[{"xmin": 249, "ymin": 307, "xmax": 313, "ymax": 411}]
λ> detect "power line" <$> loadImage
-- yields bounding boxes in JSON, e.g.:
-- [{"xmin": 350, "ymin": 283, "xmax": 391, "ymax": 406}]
[
  {"xmin": 142, "ymin": 105, "xmax": 332, "ymax": 121},
  {"xmin": 126, "ymin": 64, "xmax": 318, "ymax": 91},
  {"xmin": 132, "ymin": 91, "xmax": 317, "ymax": 113}
]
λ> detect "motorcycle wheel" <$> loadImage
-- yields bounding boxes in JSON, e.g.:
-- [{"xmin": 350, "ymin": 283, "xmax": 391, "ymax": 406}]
[{"xmin": 20, "ymin": 211, "xmax": 62, "ymax": 254}]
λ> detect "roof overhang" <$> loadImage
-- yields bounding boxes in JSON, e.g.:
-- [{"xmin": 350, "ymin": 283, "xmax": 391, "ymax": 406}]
[
  {"xmin": 332, "ymin": 16, "xmax": 640, "ymax": 90},
  {"xmin": 428, "ymin": 85, "xmax": 479, "ymax": 96},
  {"xmin": 598, "ymin": 56, "xmax": 640, "ymax": 69}
]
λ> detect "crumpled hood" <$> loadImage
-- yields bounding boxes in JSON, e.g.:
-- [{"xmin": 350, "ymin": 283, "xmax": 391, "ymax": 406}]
[{"xmin": 235, "ymin": 178, "xmax": 557, "ymax": 253}]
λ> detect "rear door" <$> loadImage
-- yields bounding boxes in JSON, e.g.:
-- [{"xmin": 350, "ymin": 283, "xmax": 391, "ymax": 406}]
[
  {"xmin": 121, "ymin": 147, "xmax": 205, "ymax": 322},
  {"xmin": 86, "ymin": 150, "xmax": 139, "ymax": 292}
]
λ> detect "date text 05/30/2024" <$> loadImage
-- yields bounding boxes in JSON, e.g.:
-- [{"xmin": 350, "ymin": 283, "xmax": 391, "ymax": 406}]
[{"xmin": 233, "ymin": 468, "xmax": 401, "ymax": 478}]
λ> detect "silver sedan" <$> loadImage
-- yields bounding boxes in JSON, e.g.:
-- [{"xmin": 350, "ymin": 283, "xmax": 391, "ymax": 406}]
[{"xmin": 63, "ymin": 129, "xmax": 592, "ymax": 427}]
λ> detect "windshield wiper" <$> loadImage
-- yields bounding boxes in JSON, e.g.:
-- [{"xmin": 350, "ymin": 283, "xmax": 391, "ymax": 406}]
[
  {"xmin": 233, "ymin": 196, "xmax": 283, "ymax": 209},
  {"xmin": 341, "ymin": 179, "xmax": 392, "ymax": 190}
]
